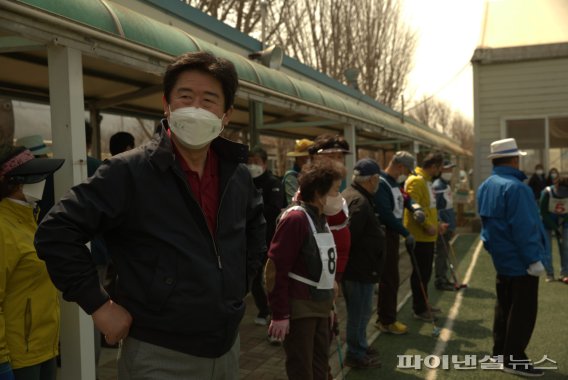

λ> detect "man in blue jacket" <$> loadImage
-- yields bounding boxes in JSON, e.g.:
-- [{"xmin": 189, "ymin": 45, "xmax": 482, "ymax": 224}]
[{"xmin": 477, "ymin": 138, "xmax": 547, "ymax": 377}]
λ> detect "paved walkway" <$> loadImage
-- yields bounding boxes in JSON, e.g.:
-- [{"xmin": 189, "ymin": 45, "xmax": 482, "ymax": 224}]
[{"xmin": 97, "ymin": 241, "xmax": 418, "ymax": 380}]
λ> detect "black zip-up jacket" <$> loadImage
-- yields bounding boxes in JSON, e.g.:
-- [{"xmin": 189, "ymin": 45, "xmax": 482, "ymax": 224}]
[
  {"xmin": 34, "ymin": 122, "xmax": 266, "ymax": 358},
  {"xmin": 252, "ymin": 170, "xmax": 284, "ymax": 246},
  {"xmin": 342, "ymin": 182, "xmax": 385, "ymax": 283}
]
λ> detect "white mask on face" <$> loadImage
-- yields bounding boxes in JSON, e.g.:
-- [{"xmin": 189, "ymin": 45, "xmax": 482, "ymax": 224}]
[
  {"xmin": 247, "ymin": 164, "xmax": 264, "ymax": 178},
  {"xmin": 168, "ymin": 106, "xmax": 225, "ymax": 149},
  {"xmin": 441, "ymin": 173, "xmax": 453, "ymax": 182},
  {"xmin": 536, "ymin": 169, "xmax": 544, "ymax": 176},
  {"xmin": 22, "ymin": 180, "xmax": 46, "ymax": 204},
  {"xmin": 323, "ymin": 193, "xmax": 344, "ymax": 216},
  {"xmin": 551, "ymin": 173, "xmax": 559, "ymax": 179},
  {"xmin": 397, "ymin": 174, "xmax": 408, "ymax": 184}
]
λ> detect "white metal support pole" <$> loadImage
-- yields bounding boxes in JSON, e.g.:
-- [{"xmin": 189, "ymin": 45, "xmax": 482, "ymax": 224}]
[
  {"xmin": 544, "ymin": 117, "xmax": 550, "ymax": 171},
  {"xmin": 249, "ymin": 100, "xmax": 262, "ymax": 147},
  {"xmin": 413, "ymin": 141, "xmax": 420, "ymax": 157},
  {"xmin": 47, "ymin": 44, "xmax": 96, "ymax": 380},
  {"xmin": 344, "ymin": 124, "xmax": 356, "ymax": 182}
]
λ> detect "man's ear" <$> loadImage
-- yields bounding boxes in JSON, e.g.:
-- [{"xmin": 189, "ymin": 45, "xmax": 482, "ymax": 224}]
[
  {"xmin": 162, "ymin": 95, "xmax": 169, "ymax": 117},
  {"xmin": 223, "ymin": 106, "xmax": 234, "ymax": 126}
]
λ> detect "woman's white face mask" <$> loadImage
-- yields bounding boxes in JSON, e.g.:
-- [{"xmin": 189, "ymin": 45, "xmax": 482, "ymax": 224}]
[
  {"xmin": 323, "ymin": 193, "xmax": 344, "ymax": 216},
  {"xmin": 22, "ymin": 180, "xmax": 46, "ymax": 204},
  {"xmin": 168, "ymin": 106, "xmax": 225, "ymax": 149}
]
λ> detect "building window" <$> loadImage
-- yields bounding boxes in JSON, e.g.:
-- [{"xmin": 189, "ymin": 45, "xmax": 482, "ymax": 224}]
[
  {"xmin": 549, "ymin": 117, "xmax": 568, "ymax": 174},
  {"xmin": 506, "ymin": 118, "xmax": 545, "ymax": 173}
]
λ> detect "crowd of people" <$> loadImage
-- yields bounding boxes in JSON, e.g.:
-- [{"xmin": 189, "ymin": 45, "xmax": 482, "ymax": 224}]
[{"xmin": 0, "ymin": 51, "xmax": 563, "ymax": 380}]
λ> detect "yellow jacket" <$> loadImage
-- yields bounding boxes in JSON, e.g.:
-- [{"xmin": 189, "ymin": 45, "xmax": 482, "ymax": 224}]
[
  {"xmin": 403, "ymin": 167, "xmax": 439, "ymax": 242},
  {"xmin": 0, "ymin": 199, "xmax": 59, "ymax": 369}
]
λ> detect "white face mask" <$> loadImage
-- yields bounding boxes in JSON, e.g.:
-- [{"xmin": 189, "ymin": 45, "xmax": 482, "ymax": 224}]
[
  {"xmin": 168, "ymin": 106, "xmax": 225, "ymax": 149},
  {"xmin": 441, "ymin": 173, "xmax": 453, "ymax": 182},
  {"xmin": 247, "ymin": 164, "xmax": 264, "ymax": 178},
  {"xmin": 22, "ymin": 180, "xmax": 46, "ymax": 204},
  {"xmin": 397, "ymin": 174, "xmax": 408, "ymax": 184},
  {"xmin": 536, "ymin": 169, "xmax": 544, "ymax": 176},
  {"xmin": 551, "ymin": 173, "xmax": 559, "ymax": 179},
  {"xmin": 323, "ymin": 193, "xmax": 343, "ymax": 216}
]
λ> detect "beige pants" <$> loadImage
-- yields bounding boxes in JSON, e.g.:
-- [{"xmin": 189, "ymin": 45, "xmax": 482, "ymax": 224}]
[{"xmin": 117, "ymin": 336, "xmax": 240, "ymax": 380}]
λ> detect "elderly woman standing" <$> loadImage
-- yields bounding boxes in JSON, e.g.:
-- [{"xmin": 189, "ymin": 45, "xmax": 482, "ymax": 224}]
[
  {"xmin": 0, "ymin": 146, "xmax": 64, "ymax": 380},
  {"xmin": 265, "ymin": 159, "xmax": 345, "ymax": 380}
]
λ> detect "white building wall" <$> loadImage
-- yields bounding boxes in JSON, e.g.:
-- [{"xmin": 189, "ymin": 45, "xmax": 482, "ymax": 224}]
[{"xmin": 474, "ymin": 57, "xmax": 568, "ymax": 190}]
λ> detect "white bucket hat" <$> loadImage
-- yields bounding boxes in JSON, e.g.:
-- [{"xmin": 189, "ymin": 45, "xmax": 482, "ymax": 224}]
[{"xmin": 488, "ymin": 138, "xmax": 527, "ymax": 159}]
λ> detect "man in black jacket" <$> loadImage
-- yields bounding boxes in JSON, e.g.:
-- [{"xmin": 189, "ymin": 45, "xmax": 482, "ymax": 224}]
[
  {"xmin": 247, "ymin": 145, "xmax": 283, "ymax": 326},
  {"xmin": 341, "ymin": 158, "xmax": 384, "ymax": 369},
  {"xmin": 35, "ymin": 51, "xmax": 266, "ymax": 380}
]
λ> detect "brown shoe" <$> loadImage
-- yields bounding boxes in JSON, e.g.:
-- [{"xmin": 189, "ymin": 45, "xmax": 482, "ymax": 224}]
[{"xmin": 344, "ymin": 355, "xmax": 382, "ymax": 369}]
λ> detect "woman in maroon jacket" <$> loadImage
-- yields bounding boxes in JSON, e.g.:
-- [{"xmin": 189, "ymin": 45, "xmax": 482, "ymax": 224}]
[{"xmin": 265, "ymin": 159, "xmax": 344, "ymax": 380}]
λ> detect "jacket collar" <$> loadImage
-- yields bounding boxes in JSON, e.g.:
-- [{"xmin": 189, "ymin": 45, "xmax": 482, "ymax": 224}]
[
  {"xmin": 0, "ymin": 198, "xmax": 36, "ymax": 223},
  {"xmin": 351, "ymin": 182, "xmax": 375, "ymax": 205},
  {"xmin": 149, "ymin": 119, "xmax": 249, "ymax": 172},
  {"xmin": 492, "ymin": 165, "xmax": 527, "ymax": 181},
  {"xmin": 299, "ymin": 202, "xmax": 327, "ymax": 228}
]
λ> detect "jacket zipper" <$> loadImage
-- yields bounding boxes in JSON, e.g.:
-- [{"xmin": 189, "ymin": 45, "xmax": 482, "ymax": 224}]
[
  {"xmin": 174, "ymin": 168, "xmax": 223, "ymax": 270},
  {"xmin": 214, "ymin": 175, "xmax": 232, "ymax": 270},
  {"xmin": 24, "ymin": 298, "xmax": 32, "ymax": 353}
]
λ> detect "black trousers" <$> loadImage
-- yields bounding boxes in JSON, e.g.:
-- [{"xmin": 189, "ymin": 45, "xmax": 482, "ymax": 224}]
[
  {"xmin": 493, "ymin": 274, "xmax": 539, "ymax": 363},
  {"xmin": 377, "ymin": 228, "xmax": 401, "ymax": 324},
  {"xmin": 251, "ymin": 254, "xmax": 270, "ymax": 318},
  {"xmin": 434, "ymin": 232, "xmax": 451, "ymax": 284},
  {"xmin": 409, "ymin": 241, "xmax": 435, "ymax": 314}
]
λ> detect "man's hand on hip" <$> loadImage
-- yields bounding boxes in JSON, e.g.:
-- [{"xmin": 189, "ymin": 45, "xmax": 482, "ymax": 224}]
[{"xmin": 92, "ymin": 300, "xmax": 133, "ymax": 345}]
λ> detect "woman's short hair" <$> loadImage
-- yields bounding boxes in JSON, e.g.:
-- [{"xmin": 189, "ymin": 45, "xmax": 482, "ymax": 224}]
[{"xmin": 299, "ymin": 159, "xmax": 345, "ymax": 202}]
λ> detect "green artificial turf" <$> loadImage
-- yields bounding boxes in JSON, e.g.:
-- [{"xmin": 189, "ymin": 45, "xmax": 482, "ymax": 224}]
[{"xmin": 346, "ymin": 234, "xmax": 568, "ymax": 380}]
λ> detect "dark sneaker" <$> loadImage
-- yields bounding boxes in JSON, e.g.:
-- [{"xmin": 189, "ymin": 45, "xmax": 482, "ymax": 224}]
[
  {"xmin": 254, "ymin": 316, "xmax": 268, "ymax": 326},
  {"xmin": 436, "ymin": 282, "xmax": 456, "ymax": 291},
  {"xmin": 413, "ymin": 311, "xmax": 438, "ymax": 322},
  {"xmin": 366, "ymin": 347, "xmax": 379, "ymax": 359},
  {"xmin": 502, "ymin": 363, "xmax": 544, "ymax": 377},
  {"xmin": 430, "ymin": 307, "xmax": 442, "ymax": 314},
  {"xmin": 344, "ymin": 355, "xmax": 381, "ymax": 369}
]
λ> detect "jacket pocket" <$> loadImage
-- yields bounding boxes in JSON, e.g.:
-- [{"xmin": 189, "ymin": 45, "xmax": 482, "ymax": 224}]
[
  {"xmin": 24, "ymin": 298, "xmax": 31, "ymax": 353},
  {"xmin": 146, "ymin": 253, "xmax": 177, "ymax": 312}
]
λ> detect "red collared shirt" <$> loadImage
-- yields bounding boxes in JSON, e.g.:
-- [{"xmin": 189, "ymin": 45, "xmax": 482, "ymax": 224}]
[{"xmin": 171, "ymin": 139, "xmax": 219, "ymax": 236}]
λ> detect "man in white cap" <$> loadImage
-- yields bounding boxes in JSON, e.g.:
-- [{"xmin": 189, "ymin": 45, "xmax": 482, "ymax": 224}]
[{"xmin": 477, "ymin": 137, "xmax": 547, "ymax": 377}]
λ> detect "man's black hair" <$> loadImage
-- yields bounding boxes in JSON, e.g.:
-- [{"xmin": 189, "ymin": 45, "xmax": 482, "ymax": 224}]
[
  {"xmin": 249, "ymin": 145, "xmax": 268, "ymax": 162},
  {"xmin": 110, "ymin": 132, "xmax": 135, "ymax": 156},
  {"xmin": 421, "ymin": 151, "xmax": 444, "ymax": 169},
  {"xmin": 163, "ymin": 51, "xmax": 238, "ymax": 113},
  {"xmin": 492, "ymin": 156, "xmax": 517, "ymax": 166}
]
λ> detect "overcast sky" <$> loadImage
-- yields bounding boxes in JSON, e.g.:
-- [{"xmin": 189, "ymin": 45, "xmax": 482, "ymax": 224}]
[{"xmin": 401, "ymin": 0, "xmax": 486, "ymax": 121}]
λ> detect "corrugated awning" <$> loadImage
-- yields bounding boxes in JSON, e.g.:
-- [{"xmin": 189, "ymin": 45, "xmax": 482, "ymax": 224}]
[{"xmin": 6, "ymin": 0, "xmax": 469, "ymax": 156}]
